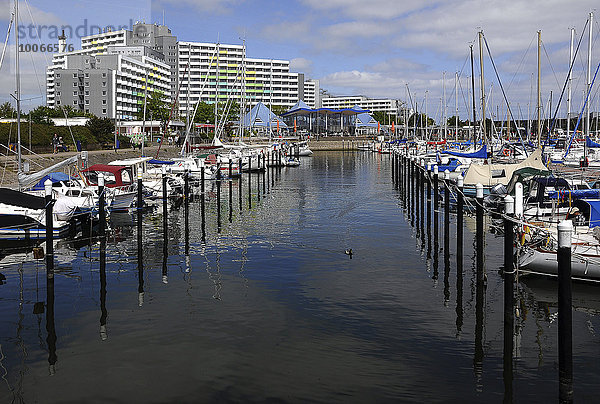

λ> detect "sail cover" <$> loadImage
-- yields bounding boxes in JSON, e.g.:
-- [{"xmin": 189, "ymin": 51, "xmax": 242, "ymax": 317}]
[{"xmin": 442, "ymin": 145, "xmax": 487, "ymax": 159}]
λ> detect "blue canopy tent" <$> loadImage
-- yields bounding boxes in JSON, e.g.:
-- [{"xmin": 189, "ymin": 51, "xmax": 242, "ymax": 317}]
[
  {"xmin": 243, "ymin": 102, "xmax": 287, "ymax": 132},
  {"xmin": 282, "ymin": 103, "xmax": 370, "ymax": 134}
]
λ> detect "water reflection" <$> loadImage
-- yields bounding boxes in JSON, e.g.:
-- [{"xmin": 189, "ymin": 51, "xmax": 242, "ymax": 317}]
[
  {"xmin": 137, "ymin": 209, "xmax": 144, "ymax": 307},
  {"xmin": 99, "ymin": 238, "xmax": 108, "ymax": 340},
  {"xmin": 2, "ymin": 152, "xmax": 600, "ymax": 402},
  {"xmin": 46, "ymin": 262, "xmax": 57, "ymax": 375}
]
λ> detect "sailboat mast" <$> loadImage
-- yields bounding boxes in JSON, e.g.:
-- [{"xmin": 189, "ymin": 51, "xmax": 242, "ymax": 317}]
[
  {"xmin": 455, "ymin": 71, "xmax": 458, "ymax": 141},
  {"xmin": 15, "ymin": 0, "xmax": 21, "ymax": 177},
  {"xmin": 470, "ymin": 45, "xmax": 477, "ymax": 145},
  {"xmin": 443, "ymin": 71, "xmax": 447, "ymax": 140},
  {"xmin": 241, "ymin": 39, "xmax": 246, "ymax": 143},
  {"xmin": 425, "ymin": 91, "xmax": 428, "ymax": 140},
  {"xmin": 567, "ymin": 27, "xmax": 574, "ymax": 136},
  {"xmin": 537, "ymin": 30, "xmax": 541, "ymax": 147},
  {"xmin": 215, "ymin": 42, "xmax": 219, "ymax": 138},
  {"xmin": 478, "ymin": 31, "xmax": 486, "ymax": 151},
  {"xmin": 142, "ymin": 69, "xmax": 147, "ymax": 157},
  {"xmin": 586, "ymin": 12, "xmax": 593, "ymax": 140}
]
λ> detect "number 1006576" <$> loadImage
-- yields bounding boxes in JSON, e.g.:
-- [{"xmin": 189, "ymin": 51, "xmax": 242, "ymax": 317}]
[{"xmin": 19, "ymin": 44, "xmax": 74, "ymax": 52}]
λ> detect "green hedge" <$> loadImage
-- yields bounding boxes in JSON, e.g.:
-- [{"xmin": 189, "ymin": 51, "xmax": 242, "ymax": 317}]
[{"xmin": 0, "ymin": 123, "xmax": 127, "ymax": 152}]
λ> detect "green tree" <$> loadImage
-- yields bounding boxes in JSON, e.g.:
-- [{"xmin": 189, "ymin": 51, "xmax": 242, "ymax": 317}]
[
  {"xmin": 0, "ymin": 102, "xmax": 16, "ymax": 118},
  {"xmin": 270, "ymin": 104, "xmax": 288, "ymax": 117},
  {"xmin": 408, "ymin": 113, "xmax": 434, "ymax": 127},
  {"xmin": 447, "ymin": 116, "xmax": 466, "ymax": 127},
  {"xmin": 137, "ymin": 90, "xmax": 171, "ymax": 134},
  {"xmin": 193, "ymin": 101, "xmax": 214, "ymax": 125},
  {"xmin": 85, "ymin": 116, "xmax": 114, "ymax": 144}
]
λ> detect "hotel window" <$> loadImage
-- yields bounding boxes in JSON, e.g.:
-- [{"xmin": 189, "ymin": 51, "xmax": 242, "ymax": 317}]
[
  {"xmin": 73, "ymin": 91, "xmax": 77, "ymax": 95},
  {"xmin": 102, "ymin": 108, "xmax": 107, "ymax": 114},
  {"xmin": 73, "ymin": 73, "xmax": 77, "ymax": 78},
  {"xmin": 73, "ymin": 100, "xmax": 78, "ymax": 105},
  {"xmin": 102, "ymin": 90, "xmax": 107, "ymax": 96},
  {"xmin": 73, "ymin": 82, "xmax": 77, "ymax": 87},
  {"xmin": 102, "ymin": 81, "xmax": 107, "ymax": 87},
  {"xmin": 102, "ymin": 99, "xmax": 107, "ymax": 105}
]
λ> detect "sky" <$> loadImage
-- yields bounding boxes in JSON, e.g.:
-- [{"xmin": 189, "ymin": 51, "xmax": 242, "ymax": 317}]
[{"xmin": 0, "ymin": 0, "xmax": 599, "ymax": 123}]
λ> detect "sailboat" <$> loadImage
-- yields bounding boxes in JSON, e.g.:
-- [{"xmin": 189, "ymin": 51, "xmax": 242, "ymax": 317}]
[{"xmin": 0, "ymin": 0, "xmax": 94, "ymax": 241}]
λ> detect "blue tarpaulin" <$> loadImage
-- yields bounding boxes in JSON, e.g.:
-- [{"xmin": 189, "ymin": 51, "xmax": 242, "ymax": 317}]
[
  {"xmin": 31, "ymin": 172, "xmax": 72, "ymax": 190},
  {"xmin": 441, "ymin": 145, "xmax": 487, "ymax": 159}
]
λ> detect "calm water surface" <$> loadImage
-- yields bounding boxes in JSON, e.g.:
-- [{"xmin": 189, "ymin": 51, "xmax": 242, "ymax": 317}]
[{"xmin": 1, "ymin": 151, "xmax": 600, "ymax": 403}]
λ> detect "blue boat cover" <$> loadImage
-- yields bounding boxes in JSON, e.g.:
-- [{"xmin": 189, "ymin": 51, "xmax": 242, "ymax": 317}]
[
  {"xmin": 435, "ymin": 158, "xmax": 462, "ymax": 173},
  {"xmin": 586, "ymin": 137, "xmax": 600, "ymax": 148},
  {"xmin": 31, "ymin": 172, "xmax": 72, "ymax": 190},
  {"xmin": 442, "ymin": 145, "xmax": 487, "ymax": 159},
  {"xmin": 585, "ymin": 200, "xmax": 600, "ymax": 228},
  {"xmin": 148, "ymin": 159, "xmax": 175, "ymax": 165},
  {"xmin": 548, "ymin": 189, "xmax": 600, "ymax": 200}
]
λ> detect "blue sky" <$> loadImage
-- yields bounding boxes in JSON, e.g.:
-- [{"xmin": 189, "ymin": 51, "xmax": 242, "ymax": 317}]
[{"xmin": 1, "ymin": 0, "xmax": 599, "ymax": 122}]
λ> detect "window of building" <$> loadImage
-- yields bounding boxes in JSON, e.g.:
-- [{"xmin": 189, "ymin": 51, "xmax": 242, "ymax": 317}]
[
  {"xmin": 102, "ymin": 99, "xmax": 107, "ymax": 105},
  {"xmin": 102, "ymin": 108, "xmax": 107, "ymax": 114},
  {"xmin": 56, "ymin": 82, "xmax": 60, "ymax": 87},
  {"xmin": 102, "ymin": 81, "xmax": 107, "ymax": 87},
  {"xmin": 56, "ymin": 91, "xmax": 61, "ymax": 96},
  {"xmin": 102, "ymin": 72, "xmax": 107, "ymax": 78},
  {"xmin": 85, "ymin": 100, "xmax": 90, "ymax": 105},
  {"xmin": 73, "ymin": 82, "xmax": 77, "ymax": 87},
  {"xmin": 56, "ymin": 73, "xmax": 61, "ymax": 78},
  {"xmin": 73, "ymin": 91, "xmax": 77, "ymax": 95},
  {"xmin": 85, "ymin": 90, "xmax": 89, "ymax": 95},
  {"xmin": 56, "ymin": 100, "xmax": 61, "ymax": 105},
  {"xmin": 73, "ymin": 73, "xmax": 77, "ymax": 78},
  {"xmin": 73, "ymin": 100, "xmax": 78, "ymax": 105},
  {"xmin": 85, "ymin": 73, "xmax": 89, "ymax": 78},
  {"xmin": 102, "ymin": 90, "xmax": 107, "ymax": 96}
]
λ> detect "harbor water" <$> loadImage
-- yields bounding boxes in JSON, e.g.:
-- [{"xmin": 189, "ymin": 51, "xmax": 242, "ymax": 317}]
[{"xmin": 1, "ymin": 151, "xmax": 600, "ymax": 402}]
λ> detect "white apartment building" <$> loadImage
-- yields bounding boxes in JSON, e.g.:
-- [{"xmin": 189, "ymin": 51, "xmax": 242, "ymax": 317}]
[
  {"xmin": 47, "ymin": 23, "xmax": 175, "ymax": 120},
  {"xmin": 177, "ymin": 41, "xmax": 299, "ymax": 117},
  {"xmin": 50, "ymin": 52, "xmax": 170, "ymax": 120},
  {"xmin": 321, "ymin": 95, "xmax": 401, "ymax": 114},
  {"xmin": 303, "ymin": 79, "xmax": 320, "ymax": 108}
]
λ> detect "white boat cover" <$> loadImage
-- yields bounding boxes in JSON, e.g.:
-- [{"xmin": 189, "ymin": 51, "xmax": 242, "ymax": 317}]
[{"xmin": 463, "ymin": 148, "xmax": 546, "ymax": 187}]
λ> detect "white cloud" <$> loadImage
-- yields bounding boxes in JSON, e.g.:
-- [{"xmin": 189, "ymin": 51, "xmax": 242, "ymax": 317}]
[
  {"xmin": 260, "ymin": 20, "xmax": 312, "ymax": 42},
  {"xmin": 154, "ymin": 0, "xmax": 242, "ymax": 13},
  {"xmin": 290, "ymin": 57, "xmax": 313, "ymax": 74},
  {"xmin": 301, "ymin": 0, "xmax": 430, "ymax": 20},
  {"xmin": 0, "ymin": 45, "xmax": 50, "ymax": 110}
]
